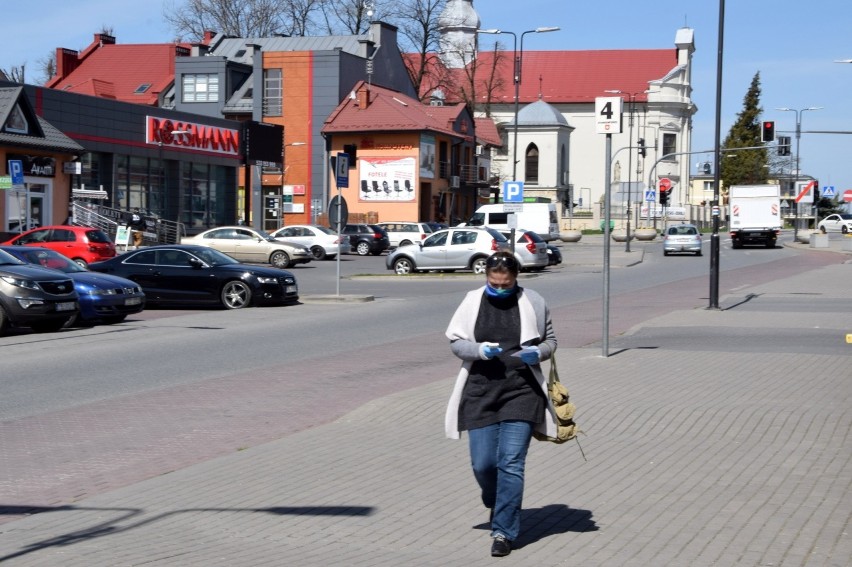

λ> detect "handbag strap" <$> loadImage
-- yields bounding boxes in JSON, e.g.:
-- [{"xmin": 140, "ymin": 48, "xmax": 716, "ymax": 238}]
[{"xmin": 549, "ymin": 355, "xmax": 559, "ymax": 387}]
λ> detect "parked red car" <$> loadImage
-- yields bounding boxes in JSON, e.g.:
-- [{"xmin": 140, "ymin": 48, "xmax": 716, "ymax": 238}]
[{"xmin": 2, "ymin": 225, "xmax": 116, "ymax": 267}]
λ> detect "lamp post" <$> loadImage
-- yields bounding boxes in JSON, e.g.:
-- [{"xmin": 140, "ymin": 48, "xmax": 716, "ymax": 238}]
[
  {"xmin": 776, "ymin": 107, "xmax": 821, "ymax": 240},
  {"xmin": 605, "ymin": 90, "xmax": 642, "ymax": 252},
  {"xmin": 478, "ymin": 26, "xmax": 559, "ymax": 182}
]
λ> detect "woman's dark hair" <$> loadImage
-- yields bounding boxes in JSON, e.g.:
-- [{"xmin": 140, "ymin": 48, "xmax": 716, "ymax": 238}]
[{"xmin": 485, "ymin": 251, "xmax": 519, "ymax": 276}]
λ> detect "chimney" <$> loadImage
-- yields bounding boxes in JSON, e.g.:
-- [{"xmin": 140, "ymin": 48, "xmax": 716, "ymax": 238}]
[
  {"xmin": 357, "ymin": 84, "xmax": 371, "ymax": 109},
  {"xmin": 54, "ymin": 48, "xmax": 80, "ymax": 80},
  {"xmin": 203, "ymin": 30, "xmax": 217, "ymax": 45}
]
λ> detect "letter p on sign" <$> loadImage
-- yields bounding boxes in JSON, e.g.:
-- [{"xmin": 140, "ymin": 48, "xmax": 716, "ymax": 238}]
[{"xmin": 502, "ymin": 181, "xmax": 524, "ymax": 203}]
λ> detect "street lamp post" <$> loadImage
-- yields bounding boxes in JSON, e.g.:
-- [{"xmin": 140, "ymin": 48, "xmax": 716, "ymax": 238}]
[
  {"xmin": 605, "ymin": 90, "xmax": 642, "ymax": 252},
  {"xmin": 478, "ymin": 26, "xmax": 559, "ymax": 182},
  {"xmin": 776, "ymin": 107, "xmax": 821, "ymax": 240}
]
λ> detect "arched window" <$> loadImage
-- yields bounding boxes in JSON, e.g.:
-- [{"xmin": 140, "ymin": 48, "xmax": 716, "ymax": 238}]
[{"xmin": 525, "ymin": 144, "xmax": 539, "ymax": 184}]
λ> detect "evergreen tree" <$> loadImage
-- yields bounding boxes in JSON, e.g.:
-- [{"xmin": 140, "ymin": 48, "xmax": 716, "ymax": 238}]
[{"xmin": 720, "ymin": 72, "xmax": 769, "ymax": 200}]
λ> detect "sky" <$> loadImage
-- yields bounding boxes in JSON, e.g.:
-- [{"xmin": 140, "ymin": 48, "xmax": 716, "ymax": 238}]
[{"xmin": 2, "ymin": 0, "xmax": 851, "ymax": 196}]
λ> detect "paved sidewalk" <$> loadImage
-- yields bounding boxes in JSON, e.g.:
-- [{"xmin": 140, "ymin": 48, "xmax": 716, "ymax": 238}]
[{"xmin": 0, "ymin": 238, "xmax": 849, "ymax": 566}]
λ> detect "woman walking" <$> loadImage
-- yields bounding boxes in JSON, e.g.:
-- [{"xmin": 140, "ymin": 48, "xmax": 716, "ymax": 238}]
[{"xmin": 445, "ymin": 251, "xmax": 558, "ymax": 557}]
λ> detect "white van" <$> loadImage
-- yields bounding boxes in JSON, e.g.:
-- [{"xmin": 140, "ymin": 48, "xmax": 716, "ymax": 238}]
[{"xmin": 463, "ymin": 203, "xmax": 560, "ymax": 242}]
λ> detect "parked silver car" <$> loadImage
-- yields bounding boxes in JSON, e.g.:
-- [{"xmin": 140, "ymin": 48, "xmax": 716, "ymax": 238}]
[
  {"xmin": 385, "ymin": 227, "xmax": 509, "ymax": 275},
  {"xmin": 269, "ymin": 225, "xmax": 349, "ymax": 260},
  {"xmin": 498, "ymin": 229, "xmax": 549, "ymax": 271},
  {"xmin": 181, "ymin": 226, "xmax": 312, "ymax": 268},
  {"xmin": 663, "ymin": 223, "xmax": 702, "ymax": 256}
]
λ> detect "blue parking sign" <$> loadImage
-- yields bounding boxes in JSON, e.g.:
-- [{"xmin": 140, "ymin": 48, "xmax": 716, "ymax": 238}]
[
  {"xmin": 8, "ymin": 159, "xmax": 24, "ymax": 189},
  {"xmin": 502, "ymin": 181, "xmax": 524, "ymax": 203}
]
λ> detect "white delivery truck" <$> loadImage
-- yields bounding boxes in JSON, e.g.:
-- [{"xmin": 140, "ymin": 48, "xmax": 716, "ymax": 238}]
[
  {"xmin": 728, "ymin": 184, "xmax": 782, "ymax": 248},
  {"xmin": 462, "ymin": 203, "xmax": 560, "ymax": 242}
]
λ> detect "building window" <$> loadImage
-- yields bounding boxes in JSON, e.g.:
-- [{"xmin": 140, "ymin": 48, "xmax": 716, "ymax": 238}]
[
  {"xmin": 662, "ymin": 133, "xmax": 677, "ymax": 157},
  {"xmin": 3, "ymin": 104, "xmax": 28, "ymax": 134},
  {"xmin": 525, "ymin": 144, "xmax": 539, "ymax": 184},
  {"xmin": 263, "ymin": 69, "xmax": 282, "ymax": 116},
  {"xmin": 182, "ymin": 74, "xmax": 219, "ymax": 103}
]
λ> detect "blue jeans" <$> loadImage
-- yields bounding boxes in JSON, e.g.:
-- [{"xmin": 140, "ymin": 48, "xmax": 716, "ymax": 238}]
[{"xmin": 468, "ymin": 420, "xmax": 533, "ymax": 541}]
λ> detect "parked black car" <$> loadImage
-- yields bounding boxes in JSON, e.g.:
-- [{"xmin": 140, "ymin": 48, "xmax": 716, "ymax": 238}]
[
  {"xmin": 342, "ymin": 224, "xmax": 391, "ymax": 256},
  {"xmin": 89, "ymin": 245, "xmax": 298, "ymax": 309},
  {"xmin": 0, "ymin": 249, "xmax": 79, "ymax": 335}
]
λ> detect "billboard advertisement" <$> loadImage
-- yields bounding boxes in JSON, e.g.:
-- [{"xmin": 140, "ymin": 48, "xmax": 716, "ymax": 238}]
[{"xmin": 358, "ymin": 157, "xmax": 416, "ymax": 202}]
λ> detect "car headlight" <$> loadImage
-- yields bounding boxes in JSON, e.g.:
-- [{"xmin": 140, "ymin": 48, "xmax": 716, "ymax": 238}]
[
  {"xmin": 1, "ymin": 275, "xmax": 41, "ymax": 291},
  {"xmin": 256, "ymin": 276, "xmax": 278, "ymax": 284},
  {"xmin": 87, "ymin": 288, "xmax": 118, "ymax": 296}
]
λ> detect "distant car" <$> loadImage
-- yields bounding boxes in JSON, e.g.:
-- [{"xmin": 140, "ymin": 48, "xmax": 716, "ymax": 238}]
[
  {"xmin": 426, "ymin": 222, "xmax": 448, "ymax": 232},
  {"xmin": 375, "ymin": 222, "xmax": 433, "ymax": 248},
  {"xmin": 385, "ymin": 227, "xmax": 509, "ymax": 275},
  {"xmin": 2, "ymin": 225, "xmax": 116, "ymax": 267},
  {"xmin": 817, "ymin": 213, "xmax": 852, "ymax": 234},
  {"xmin": 546, "ymin": 244, "xmax": 563, "ymax": 266},
  {"xmin": 269, "ymin": 225, "xmax": 349, "ymax": 260},
  {"xmin": 498, "ymin": 229, "xmax": 549, "ymax": 271},
  {"xmin": 0, "ymin": 248, "xmax": 79, "ymax": 335},
  {"xmin": 342, "ymin": 224, "xmax": 391, "ymax": 256},
  {"xmin": 89, "ymin": 245, "xmax": 298, "ymax": 309},
  {"xmin": 663, "ymin": 223, "xmax": 702, "ymax": 256},
  {"xmin": 1, "ymin": 246, "xmax": 145, "ymax": 326},
  {"xmin": 181, "ymin": 226, "xmax": 311, "ymax": 268}
]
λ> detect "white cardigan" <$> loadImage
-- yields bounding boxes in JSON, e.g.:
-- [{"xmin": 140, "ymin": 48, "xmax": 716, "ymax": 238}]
[{"xmin": 444, "ymin": 286, "xmax": 557, "ymax": 439}]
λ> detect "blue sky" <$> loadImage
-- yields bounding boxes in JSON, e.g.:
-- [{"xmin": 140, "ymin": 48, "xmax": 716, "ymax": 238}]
[{"xmin": 3, "ymin": 0, "xmax": 851, "ymax": 194}]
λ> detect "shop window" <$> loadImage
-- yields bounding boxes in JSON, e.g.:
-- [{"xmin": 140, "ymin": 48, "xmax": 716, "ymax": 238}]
[
  {"xmin": 182, "ymin": 74, "xmax": 219, "ymax": 103},
  {"xmin": 525, "ymin": 144, "xmax": 539, "ymax": 184},
  {"xmin": 263, "ymin": 69, "xmax": 282, "ymax": 116}
]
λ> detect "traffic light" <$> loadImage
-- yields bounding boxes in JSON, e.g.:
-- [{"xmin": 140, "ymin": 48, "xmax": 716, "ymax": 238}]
[
  {"xmin": 659, "ymin": 187, "xmax": 669, "ymax": 206},
  {"xmin": 777, "ymin": 136, "xmax": 791, "ymax": 156},
  {"xmin": 761, "ymin": 121, "xmax": 775, "ymax": 142},
  {"xmin": 637, "ymin": 138, "xmax": 646, "ymax": 158},
  {"xmin": 703, "ymin": 162, "xmax": 712, "ymax": 175},
  {"xmin": 813, "ymin": 180, "xmax": 819, "ymax": 200}
]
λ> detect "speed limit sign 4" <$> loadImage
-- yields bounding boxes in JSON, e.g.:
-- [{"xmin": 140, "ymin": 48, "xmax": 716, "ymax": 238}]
[{"xmin": 595, "ymin": 97, "xmax": 623, "ymax": 134}]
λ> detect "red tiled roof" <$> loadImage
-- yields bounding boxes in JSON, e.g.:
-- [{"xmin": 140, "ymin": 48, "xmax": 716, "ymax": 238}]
[
  {"xmin": 323, "ymin": 81, "xmax": 475, "ymax": 141},
  {"xmin": 413, "ymin": 48, "xmax": 677, "ymax": 105},
  {"xmin": 47, "ymin": 44, "xmax": 185, "ymax": 105}
]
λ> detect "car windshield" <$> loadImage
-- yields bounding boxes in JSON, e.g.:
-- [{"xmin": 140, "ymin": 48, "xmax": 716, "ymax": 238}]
[
  {"xmin": 12, "ymin": 248, "xmax": 85, "ymax": 273},
  {"xmin": 85, "ymin": 229, "xmax": 112, "ymax": 243},
  {"xmin": 190, "ymin": 247, "xmax": 241, "ymax": 266},
  {"xmin": 313, "ymin": 226, "xmax": 336, "ymax": 235},
  {"xmin": 839, "ymin": 214, "xmax": 852, "ymax": 220},
  {"xmin": 0, "ymin": 249, "xmax": 26, "ymax": 265},
  {"xmin": 485, "ymin": 227, "xmax": 509, "ymax": 242}
]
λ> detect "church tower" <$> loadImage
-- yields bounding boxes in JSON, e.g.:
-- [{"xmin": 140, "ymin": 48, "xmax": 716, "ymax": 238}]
[{"xmin": 438, "ymin": 0, "xmax": 480, "ymax": 69}]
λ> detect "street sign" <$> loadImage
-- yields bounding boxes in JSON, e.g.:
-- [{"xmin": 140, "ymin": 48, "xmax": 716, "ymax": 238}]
[
  {"xmin": 821, "ymin": 185, "xmax": 836, "ymax": 198},
  {"xmin": 328, "ymin": 195, "xmax": 348, "ymax": 232},
  {"xmin": 658, "ymin": 177, "xmax": 672, "ymax": 191},
  {"xmin": 502, "ymin": 181, "xmax": 524, "ymax": 203},
  {"xmin": 502, "ymin": 203, "xmax": 524, "ymax": 213},
  {"xmin": 335, "ymin": 152, "xmax": 349, "ymax": 187},
  {"xmin": 8, "ymin": 159, "xmax": 24, "ymax": 190},
  {"xmin": 844, "ymin": 189, "xmax": 852, "ymax": 203},
  {"xmin": 795, "ymin": 180, "xmax": 815, "ymax": 203},
  {"xmin": 644, "ymin": 190, "xmax": 656, "ymax": 202},
  {"xmin": 595, "ymin": 97, "xmax": 623, "ymax": 134}
]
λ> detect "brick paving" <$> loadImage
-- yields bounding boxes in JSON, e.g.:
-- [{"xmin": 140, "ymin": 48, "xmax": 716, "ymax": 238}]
[{"xmin": 0, "ymin": 236, "xmax": 849, "ymax": 565}]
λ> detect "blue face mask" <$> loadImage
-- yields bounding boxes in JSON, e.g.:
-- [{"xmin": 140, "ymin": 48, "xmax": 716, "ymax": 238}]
[{"xmin": 485, "ymin": 283, "xmax": 515, "ymax": 298}]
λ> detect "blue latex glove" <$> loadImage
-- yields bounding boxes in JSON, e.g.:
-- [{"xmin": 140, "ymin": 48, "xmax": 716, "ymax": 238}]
[
  {"xmin": 479, "ymin": 342, "xmax": 503, "ymax": 359},
  {"xmin": 519, "ymin": 346, "xmax": 541, "ymax": 365}
]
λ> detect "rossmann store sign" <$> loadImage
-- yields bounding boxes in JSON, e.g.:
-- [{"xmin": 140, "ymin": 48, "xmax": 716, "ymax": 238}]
[{"xmin": 146, "ymin": 116, "xmax": 240, "ymax": 157}]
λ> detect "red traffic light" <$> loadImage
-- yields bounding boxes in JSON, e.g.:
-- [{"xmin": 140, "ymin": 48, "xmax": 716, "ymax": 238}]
[{"xmin": 761, "ymin": 121, "xmax": 775, "ymax": 142}]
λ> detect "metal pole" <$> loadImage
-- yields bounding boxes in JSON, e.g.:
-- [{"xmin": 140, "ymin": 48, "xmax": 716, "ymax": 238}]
[
  {"xmin": 602, "ymin": 133, "xmax": 612, "ymax": 358},
  {"xmin": 709, "ymin": 0, "xmax": 726, "ymax": 310},
  {"xmin": 511, "ymin": 32, "xmax": 520, "ymax": 181},
  {"xmin": 625, "ymin": 96, "xmax": 634, "ymax": 252},
  {"xmin": 794, "ymin": 111, "xmax": 802, "ymax": 240}
]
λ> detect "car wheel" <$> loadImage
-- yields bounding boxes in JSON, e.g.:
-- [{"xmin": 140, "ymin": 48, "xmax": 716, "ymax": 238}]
[
  {"xmin": 393, "ymin": 257, "xmax": 415, "ymax": 274},
  {"xmin": 269, "ymin": 250, "xmax": 291, "ymax": 268},
  {"xmin": 73, "ymin": 258, "xmax": 88, "ymax": 268},
  {"xmin": 696, "ymin": 250, "xmax": 703, "ymax": 256},
  {"xmin": 843, "ymin": 226, "xmax": 849, "ymax": 234},
  {"xmin": 103, "ymin": 315, "xmax": 127, "ymax": 324},
  {"xmin": 664, "ymin": 250, "xmax": 670, "ymax": 256},
  {"xmin": 356, "ymin": 241, "xmax": 371, "ymax": 256},
  {"xmin": 399, "ymin": 239, "xmax": 413, "ymax": 247},
  {"xmin": 471, "ymin": 256, "xmax": 488, "ymax": 274},
  {"xmin": 30, "ymin": 318, "xmax": 69, "ymax": 333},
  {"xmin": 310, "ymin": 245, "xmax": 327, "ymax": 260},
  {"xmin": 221, "ymin": 280, "xmax": 252, "ymax": 309}
]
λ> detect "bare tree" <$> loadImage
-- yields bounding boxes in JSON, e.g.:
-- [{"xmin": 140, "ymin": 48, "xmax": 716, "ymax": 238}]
[
  {"xmin": 1, "ymin": 64, "xmax": 26, "ymax": 83},
  {"xmin": 316, "ymin": 0, "xmax": 382, "ymax": 35},
  {"xmin": 390, "ymin": 0, "xmax": 446, "ymax": 98},
  {"xmin": 164, "ymin": 0, "xmax": 295, "ymax": 40},
  {"xmin": 36, "ymin": 52, "xmax": 56, "ymax": 84}
]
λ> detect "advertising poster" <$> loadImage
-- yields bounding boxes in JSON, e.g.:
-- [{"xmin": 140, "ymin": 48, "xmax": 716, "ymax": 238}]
[
  {"xmin": 420, "ymin": 134, "xmax": 436, "ymax": 179},
  {"xmin": 359, "ymin": 157, "xmax": 416, "ymax": 202}
]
